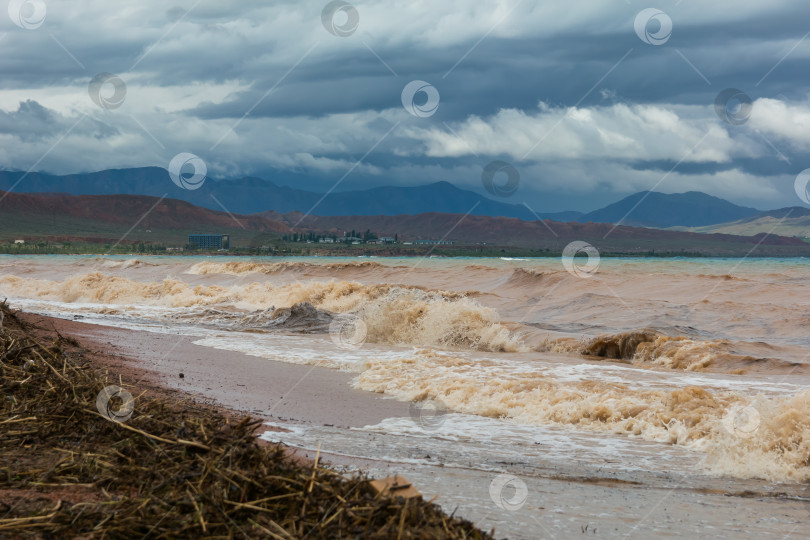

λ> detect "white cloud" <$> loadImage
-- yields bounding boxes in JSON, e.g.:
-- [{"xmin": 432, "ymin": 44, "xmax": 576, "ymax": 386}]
[
  {"xmin": 748, "ymin": 97, "xmax": 810, "ymax": 151},
  {"xmin": 409, "ymin": 102, "xmax": 743, "ymax": 163}
]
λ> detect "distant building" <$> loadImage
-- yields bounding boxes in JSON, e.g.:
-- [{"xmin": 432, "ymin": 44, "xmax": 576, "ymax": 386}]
[
  {"xmin": 414, "ymin": 239, "xmax": 454, "ymax": 245},
  {"xmin": 188, "ymin": 234, "xmax": 230, "ymax": 250},
  {"xmin": 318, "ymin": 238, "xmax": 335, "ymax": 243},
  {"xmin": 379, "ymin": 237, "xmax": 396, "ymax": 243}
]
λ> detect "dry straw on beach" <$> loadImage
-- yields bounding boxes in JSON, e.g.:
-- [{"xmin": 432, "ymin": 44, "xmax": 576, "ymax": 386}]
[{"xmin": 0, "ymin": 302, "xmax": 495, "ymax": 539}]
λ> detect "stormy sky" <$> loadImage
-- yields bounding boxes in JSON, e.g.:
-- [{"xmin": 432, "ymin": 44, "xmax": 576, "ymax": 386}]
[{"xmin": 1, "ymin": 0, "xmax": 810, "ymax": 212}]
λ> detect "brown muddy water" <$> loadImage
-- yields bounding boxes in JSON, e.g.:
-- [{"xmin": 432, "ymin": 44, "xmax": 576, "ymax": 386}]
[{"xmin": 1, "ymin": 254, "xmax": 809, "ymax": 538}]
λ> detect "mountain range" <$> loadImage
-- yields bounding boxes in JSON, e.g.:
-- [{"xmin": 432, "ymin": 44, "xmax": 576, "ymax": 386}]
[
  {"xmin": 686, "ymin": 207, "xmax": 810, "ymax": 237},
  {"xmin": 0, "ymin": 168, "xmax": 577, "ymax": 222},
  {"xmin": 0, "ymin": 167, "xmax": 806, "ymax": 230}
]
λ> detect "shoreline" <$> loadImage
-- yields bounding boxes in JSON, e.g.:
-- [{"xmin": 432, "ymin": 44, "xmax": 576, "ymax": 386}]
[
  {"xmin": 15, "ymin": 311, "xmax": 419, "ymax": 475},
  {"xmin": 15, "ymin": 311, "xmax": 460, "ymax": 483},
  {"xmin": 2, "ymin": 306, "xmax": 494, "ymax": 538},
  {"xmin": 19, "ymin": 312, "xmax": 412, "ymax": 428}
]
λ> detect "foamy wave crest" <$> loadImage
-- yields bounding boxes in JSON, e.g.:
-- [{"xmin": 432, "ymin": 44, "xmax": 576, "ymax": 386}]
[
  {"xmin": 359, "ymin": 288, "xmax": 522, "ymax": 352},
  {"xmin": 0, "ymin": 273, "xmax": 523, "ymax": 352},
  {"xmin": 703, "ymin": 391, "xmax": 810, "ymax": 481},
  {"xmin": 355, "ymin": 351, "xmax": 810, "ymax": 481},
  {"xmin": 580, "ymin": 330, "xmax": 785, "ymax": 372},
  {"xmin": 168, "ymin": 303, "xmax": 333, "ymax": 333},
  {"xmin": 101, "ymin": 259, "xmax": 158, "ymax": 269}
]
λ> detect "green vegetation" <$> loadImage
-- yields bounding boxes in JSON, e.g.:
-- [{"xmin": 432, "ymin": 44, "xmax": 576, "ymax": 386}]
[{"xmin": 0, "ymin": 238, "xmax": 713, "ymax": 258}]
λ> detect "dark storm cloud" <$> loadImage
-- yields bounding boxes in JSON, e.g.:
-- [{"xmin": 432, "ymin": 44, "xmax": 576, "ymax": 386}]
[
  {"xmin": 1, "ymin": 0, "xmax": 809, "ymax": 210},
  {"xmin": 0, "ymin": 100, "xmax": 116, "ymax": 141},
  {"xmin": 185, "ymin": 22, "xmax": 806, "ymax": 128},
  {"xmin": 629, "ymin": 157, "xmax": 808, "ymax": 179},
  {"xmin": 0, "ymin": 100, "xmax": 59, "ymax": 141}
]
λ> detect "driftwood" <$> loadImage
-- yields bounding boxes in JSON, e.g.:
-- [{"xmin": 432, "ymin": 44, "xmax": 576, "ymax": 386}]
[{"xmin": 0, "ymin": 302, "xmax": 496, "ymax": 539}]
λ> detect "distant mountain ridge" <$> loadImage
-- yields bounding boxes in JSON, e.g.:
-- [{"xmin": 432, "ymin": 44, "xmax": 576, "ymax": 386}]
[
  {"xmin": 688, "ymin": 206, "xmax": 810, "ymax": 238},
  {"xmin": 750, "ymin": 206, "xmax": 810, "ymax": 220},
  {"xmin": 0, "ymin": 168, "xmax": 578, "ymax": 222},
  {"xmin": 580, "ymin": 191, "xmax": 760, "ymax": 228},
  {"xmin": 0, "ymin": 167, "xmax": 794, "ymax": 229}
]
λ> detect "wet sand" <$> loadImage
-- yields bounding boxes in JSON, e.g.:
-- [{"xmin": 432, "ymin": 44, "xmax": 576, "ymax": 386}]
[
  {"xmin": 17, "ymin": 311, "xmax": 810, "ymax": 540},
  {"xmin": 19, "ymin": 312, "xmax": 410, "ymax": 428}
]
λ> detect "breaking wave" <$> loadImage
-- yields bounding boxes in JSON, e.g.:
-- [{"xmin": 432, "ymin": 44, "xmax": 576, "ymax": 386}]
[
  {"xmin": 354, "ymin": 350, "xmax": 810, "ymax": 482},
  {"xmin": 0, "ymin": 273, "xmax": 523, "ymax": 352},
  {"xmin": 100, "ymin": 258, "xmax": 158, "ymax": 269},
  {"xmin": 579, "ymin": 330, "xmax": 800, "ymax": 373},
  {"xmin": 505, "ymin": 268, "xmax": 568, "ymax": 287}
]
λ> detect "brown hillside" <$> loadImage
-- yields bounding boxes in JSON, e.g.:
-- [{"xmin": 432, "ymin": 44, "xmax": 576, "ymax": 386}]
[
  {"xmin": 275, "ymin": 212, "xmax": 809, "ymax": 251},
  {"xmin": 0, "ymin": 191, "xmax": 289, "ymax": 233}
]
